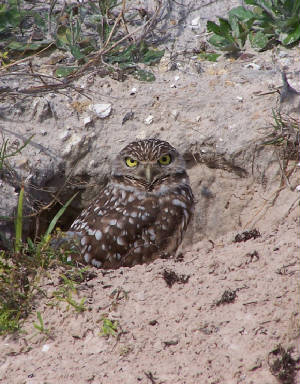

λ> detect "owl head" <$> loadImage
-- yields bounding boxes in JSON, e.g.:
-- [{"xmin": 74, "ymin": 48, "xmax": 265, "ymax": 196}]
[{"xmin": 111, "ymin": 139, "xmax": 187, "ymax": 190}]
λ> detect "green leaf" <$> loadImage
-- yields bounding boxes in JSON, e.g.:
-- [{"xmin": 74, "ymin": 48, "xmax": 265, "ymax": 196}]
[
  {"xmin": 38, "ymin": 192, "xmax": 79, "ymax": 252},
  {"xmin": 281, "ymin": 24, "xmax": 300, "ymax": 45},
  {"xmin": 15, "ymin": 185, "xmax": 24, "ymax": 253},
  {"xmin": 208, "ymin": 34, "xmax": 238, "ymax": 52},
  {"xmin": 219, "ymin": 18, "xmax": 233, "ymax": 40},
  {"xmin": 7, "ymin": 41, "xmax": 48, "ymax": 52},
  {"xmin": 141, "ymin": 49, "xmax": 165, "ymax": 65},
  {"xmin": 249, "ymin": 31, "xmax": 269, "ymax": 49},
  {"xmin": 70, "ymin": 45, "xmax": 84, "ymax": 60},
  {"xmin": 229, "ymin": 6, "xmax": 255, "ymax": 21},
  {"xmin": 55, "ymin": 66, "xmax": 77, "ymax": 78},
  {"xmin": 197, "ymin": 52, "xmax": 221, "ymax": 62},
  {"xmin": 56, "ymin": 25, "xmax": 69, "ymax": 49},
  {"xmin": 207, "ymin": 20, "xmax": 222, "ymax": 36},
  {"xmin": 132, "ymin": 69, "xmax": 155, "ymax": 82}
]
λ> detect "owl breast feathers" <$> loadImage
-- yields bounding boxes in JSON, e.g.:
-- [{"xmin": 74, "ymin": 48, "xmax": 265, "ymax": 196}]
[{"xmin": 68, "ymin": 138, "xmax": 194, "ymax": 269}]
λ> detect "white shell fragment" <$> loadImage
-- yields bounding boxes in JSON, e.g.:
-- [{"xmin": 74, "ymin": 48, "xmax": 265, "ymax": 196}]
[
  {"xmin": 89, "ymin": 103, "xmax": 112, "ymax": 118},
  {"xmin": 42, "ymin": 344, "xmax": 50, "ymax": 352},
  {"xmin": 245, "ymin": 63, "xmax": 261, "ymax": 70},
  {"xmin": 191, "ymin": 16, "xmax": 201, "ymax": 27},
  {"xmin": 144, "ymin": 115, "xmax": 154, "ymax": 125},
  {"xmin": 171, "ymin": 110, "xmax": 179, "ymax": 120},
  {"xmin": 83, "ymin": 115, "xmax": 93, "ymax": 126}
]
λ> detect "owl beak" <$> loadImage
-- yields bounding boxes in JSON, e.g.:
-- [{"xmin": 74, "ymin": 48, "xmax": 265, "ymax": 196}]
[{"xmin": 144, "ymin": 164, "xmax": 152, "ymax": 183}]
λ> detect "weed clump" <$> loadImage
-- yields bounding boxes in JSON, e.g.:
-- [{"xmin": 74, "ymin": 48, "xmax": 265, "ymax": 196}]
[
  {"xmin": 162, "ymin": 269, "xmax": 190, "ymax": 288},
  {"xmin": 216, "ymin": 289, "xmax": 237, "ymax": 306},
  {"xmin": 268, "ymin": 345, "xmax": 298, "ymax": 384},
  {"xmin": 207, "ymin": 0, "xmax": 300, "ymax": 53}
]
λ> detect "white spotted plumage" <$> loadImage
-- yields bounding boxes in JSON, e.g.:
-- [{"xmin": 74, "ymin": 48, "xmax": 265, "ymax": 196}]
[{"xmin": 67, "ymin": 139, "xmax": 194, "ymax": 269}]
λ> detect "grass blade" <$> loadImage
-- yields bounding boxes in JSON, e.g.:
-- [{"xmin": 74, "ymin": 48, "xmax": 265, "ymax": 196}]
[
  {"xmin": 14, "ymin": 185, "xmax": 24, "ymax": 253},
  {"xmin": 38, "ymin": 192, "xmax": 78, "ymax": 250}
]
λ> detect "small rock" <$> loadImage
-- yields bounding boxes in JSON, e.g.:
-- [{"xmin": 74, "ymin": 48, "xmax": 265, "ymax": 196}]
[
  {"xmin": 89, "ymin": 103, "xmax": 112, "ymax": 118},
  {"xmin": 122, "ymin": 111, "xmax": 134, "ymax": 125},
  {"xmin": 236, "ymin": 96, "xmax": 243, "ymax": 102},
  {"xmin": 171, "ymin": 110, "xmax": 179, "ymax": 120},
  {"xmin": 245, "ymin": 63, "xmax": 261, "ymax": 70},
  {"xmin": 174, "ymin": 75, "xmax": 180, "ymax": 81},
  {"xmin": 130, "ymin": 87, "xmax": 137, "ymax": 95},
  {"xmin": 296, "ymin": 185, "xmax": 300, "ymax": 192},
  {"xmin": 191, "ymin": 16, "xmax": 201, "ymax": 27},
  {"xmin": 42, "ymin": 344, "xmax": 50, "ymax": 352},
  {"xmin": 83, "ymin": 115, "xmax": 93, "ymax": 127},
  {"xmin": 144, "ymin": 115, "xmax": 154, "ymax": 125}
]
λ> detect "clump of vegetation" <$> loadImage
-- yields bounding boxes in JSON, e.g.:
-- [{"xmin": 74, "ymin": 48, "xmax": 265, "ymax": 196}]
[
  {"xmin": 0, "ymin": 0, "xmax": 164, "ymax": 81},
  {"xmin": 216, "ymin": 289, "xmax": 237, "ymax": 306},
  {"xmin": 207, "ymin": 0, "xmax": 300, "ymax": 52},
  {"xmin": 233, "ymin": 228, "xmax": 261, "ymax": 243},
  {"xmin": 0, "ymin": 189, "xmax": 78, "ymax": 334},
  {"xmin": 0, "ymin": 135, "xmax": 33, "ymax": 171},
  {"xmin": 52, "ymin": 272, "xmax": 87, "ymax": 313},
  {"xmin": 264, "ymin": 110, "xmax": 299, "ymax": 161},
  {"xmin": 162, "ymin": 268, "xmax": 190, "ymax": 288},
  {"xmin": 268, "ymin": 345, "xmax": 297, "ymax": 384},
  {"xmin": 100, "ymin": 316, "xmax": 119, "ymax": 337}
]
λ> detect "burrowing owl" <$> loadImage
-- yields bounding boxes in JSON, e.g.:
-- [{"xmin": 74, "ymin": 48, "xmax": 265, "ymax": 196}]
[{"xmin": 68, "ymin": 139, "xmax": 194, "ymax": 269}]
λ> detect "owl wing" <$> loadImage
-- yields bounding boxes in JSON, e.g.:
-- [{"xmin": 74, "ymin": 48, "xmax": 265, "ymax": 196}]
[{"xmin": 70, "ymin": 184, "xmax": 159, "ymax": 268}]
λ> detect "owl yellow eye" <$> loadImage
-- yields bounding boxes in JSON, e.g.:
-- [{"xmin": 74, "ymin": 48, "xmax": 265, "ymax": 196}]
[
  {"xmin": 125, "ymin": 157, "xmax": 138, "ymax": 167},
  {"xmin": 158, "ymin": 154, "xmax": 172, "ymax": 165}
]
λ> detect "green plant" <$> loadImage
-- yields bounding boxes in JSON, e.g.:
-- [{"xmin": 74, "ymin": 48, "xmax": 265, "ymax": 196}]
[
  {"xmin": 100, "ymin": 316, "xmax": 118, "ymax": 337},
  {"xmin": 0, "ymin": 135, "xmax": 33, "ymax": 171},
  {"xmin": 247, "ymin": 0, "xmax": 300, "ymax": 48},
  {"xmin": 0, "ymin": 192, "xmax": 79, "ymax": 334},
  {"xmin": 207, "ymin": 7, "xmax": 255, "ymax": 52},
  {"xmin": 0, "ymin": 1, "xmax": 164, "ymax": 81},
  {"xmin": 33, "ymin": 311, "xmax": 50, "ymax": 336},
  {"xmin": 0, "ymin": 0, "xmax": 25, "ymax": 35},
  {"xmin": 52, "ymin": 271, "xmax": 87, "ymax": 313},
  {"xmin": 207, "ymin": 0, "xmax": 300, "ymax": 52}
]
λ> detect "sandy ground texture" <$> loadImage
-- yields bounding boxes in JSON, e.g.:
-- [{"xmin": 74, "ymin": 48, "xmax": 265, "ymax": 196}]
[
  {"xmin": 0, "ymin": 182, "xmax": 299, "ymax": 384},
  {"xmin": 0, "ymin": 0, "xmax": 300, "ymax": 383}
]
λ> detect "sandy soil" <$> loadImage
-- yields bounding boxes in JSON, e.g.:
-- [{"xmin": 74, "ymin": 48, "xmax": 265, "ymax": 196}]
[
  {"xmin": 1, "ymin": 178, "xmax": 299, "ymax": 384},
  {"xmin": 0, "ymin": 2, "xmax": 300, "ymax": 383}
]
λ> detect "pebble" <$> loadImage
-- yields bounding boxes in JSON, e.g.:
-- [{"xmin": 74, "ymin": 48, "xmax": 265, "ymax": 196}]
[
  {"xmin": 42, "ymin": 344, "xmax": 50, "ymax": 352},
  {"xmin": 191, "ymin": 16, "xmax": 201, "ymax": 27},
  {"xmin": 83, "ymin": 115, "xmax": 93, "ymax": 127},
  {"xmin": 171, "ymin": 110, "xmax": 179, "ymax": 120},
  {"xmin": 245, "ymin": 63, "xmax": 261, "ymax": 70},
  {"xmin": 89, "ymin": 103, "xmax": 112, "ymax": 118},
  {"xmin": 144, "ymin": 115, "xmax": 154, "ymax": 125}
]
